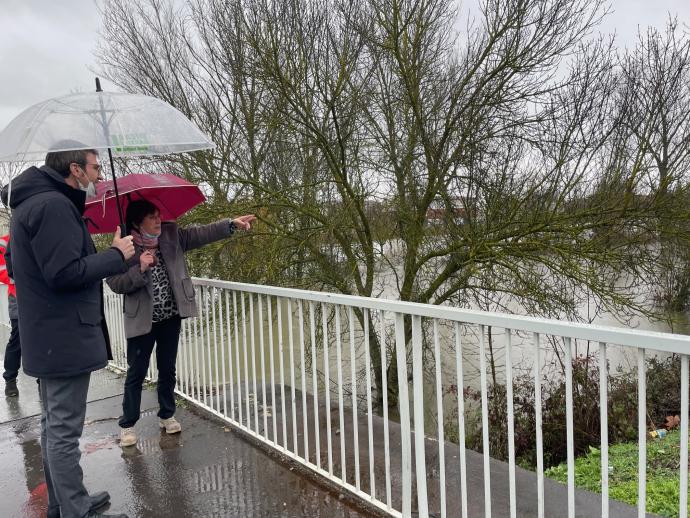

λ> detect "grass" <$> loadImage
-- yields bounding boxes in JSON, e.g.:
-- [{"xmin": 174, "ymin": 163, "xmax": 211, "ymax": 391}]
[{"xmin": 545, "ymin": 430, "xmax": 688, "ymax": 517}]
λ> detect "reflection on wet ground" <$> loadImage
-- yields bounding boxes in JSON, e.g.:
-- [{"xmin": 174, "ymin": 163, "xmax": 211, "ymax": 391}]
[{"xmin": 0, "ymin": 332, "xmax": 372, "ymax": 517}]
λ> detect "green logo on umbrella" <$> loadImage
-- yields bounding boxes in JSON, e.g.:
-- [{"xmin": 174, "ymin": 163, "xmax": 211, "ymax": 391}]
[{"xmin": 111, "ymin": 133, "xmax": 150, "ymax": 153}]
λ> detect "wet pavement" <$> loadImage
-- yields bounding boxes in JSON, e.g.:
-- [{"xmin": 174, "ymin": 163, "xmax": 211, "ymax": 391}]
[{"xmin": 0, "ymin": 331, "xmax": 372, "ymax": 517}]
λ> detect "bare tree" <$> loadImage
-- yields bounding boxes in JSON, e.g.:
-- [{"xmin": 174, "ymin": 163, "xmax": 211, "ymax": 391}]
[{"xmin": 96, "ymin": 0, "xmax": 690, "ymax": 405}]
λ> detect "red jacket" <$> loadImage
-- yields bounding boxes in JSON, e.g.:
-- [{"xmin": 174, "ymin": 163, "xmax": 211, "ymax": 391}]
[{"xmin": 0, "ymin": 234, "xmax": 17, "ymax": 298}]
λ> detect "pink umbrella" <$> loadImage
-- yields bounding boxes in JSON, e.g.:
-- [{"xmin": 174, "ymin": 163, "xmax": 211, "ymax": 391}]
[{"xmin": 84, "ymin": 173, "xmax": 205, "ymax": 234}]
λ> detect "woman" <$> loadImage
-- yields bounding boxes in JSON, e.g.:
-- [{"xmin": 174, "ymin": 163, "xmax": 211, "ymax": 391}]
[{"xmin": 107, "ymin": 199, "xmax": 255, "ymax": 447}]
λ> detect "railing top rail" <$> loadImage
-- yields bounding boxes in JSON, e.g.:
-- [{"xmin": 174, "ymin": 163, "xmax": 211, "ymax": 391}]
[{"xmin": 190, "ymin": 277, "xmax": 690, "ymax": 355}]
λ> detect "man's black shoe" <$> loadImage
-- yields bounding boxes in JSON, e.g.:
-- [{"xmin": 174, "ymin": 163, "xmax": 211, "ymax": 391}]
[
  {"xmin": 85, "ymin": 512, "xmax": 128, "ymax": 517},
  {"xmin": 46, "ymin": 491, "xmax": 112, "ymax": 518},
  {"xmin": 4, "ymin": 379, "xmax": 18, "ymax": 397},
  {"xmin": 88, "ymin": 491, "xmax": 111, "ymax": 511}
]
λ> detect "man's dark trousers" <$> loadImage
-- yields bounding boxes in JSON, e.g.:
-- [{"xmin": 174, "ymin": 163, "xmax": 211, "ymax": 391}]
[
  {"xmin": 2, "ymin": 318, "xmax": 20, "ymax": 381},
  {"xmin": 39, "ymin": 373, "xmax": 92, "ymax": 518}
]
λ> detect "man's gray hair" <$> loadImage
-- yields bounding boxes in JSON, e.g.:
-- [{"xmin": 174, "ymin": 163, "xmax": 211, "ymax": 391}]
[{"xmin": 45, "ymin": 140, "xmax": 99, "ymax": 178}]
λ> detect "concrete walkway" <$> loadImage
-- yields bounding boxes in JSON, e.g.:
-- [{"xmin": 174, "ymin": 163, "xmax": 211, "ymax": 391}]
[{"xmin": 0, "ymin": 332, "xmax": 371, "ymax": 517}]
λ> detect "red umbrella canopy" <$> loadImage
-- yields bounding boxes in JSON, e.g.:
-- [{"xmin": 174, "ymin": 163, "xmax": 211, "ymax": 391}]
[{"xmin": 84, "ymin": 173, "xmax": 205, "ymax": 234}]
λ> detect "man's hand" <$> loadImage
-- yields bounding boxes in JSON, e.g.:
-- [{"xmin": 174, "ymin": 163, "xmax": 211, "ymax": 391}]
[
  {"xmin": 112, "ymin": 227, "xmax": 135, "ymax": 260},
  {"xmin": 139, "ymin": 250, "xmax": 155, "ymax": 272},
  {"xmin": 232, "ymin": 214, "xmax": 257, "ymax": 231}
]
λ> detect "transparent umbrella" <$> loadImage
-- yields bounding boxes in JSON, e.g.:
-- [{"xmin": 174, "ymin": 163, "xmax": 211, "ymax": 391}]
[{"xmin": 0, "ymin": 79, "xmax": 214, "ymax": 229}]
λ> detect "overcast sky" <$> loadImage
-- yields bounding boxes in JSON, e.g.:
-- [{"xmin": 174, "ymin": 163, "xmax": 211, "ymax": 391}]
[{"xmin": 0, "ymin": 0, "xmax": 688, "ymax": 131}]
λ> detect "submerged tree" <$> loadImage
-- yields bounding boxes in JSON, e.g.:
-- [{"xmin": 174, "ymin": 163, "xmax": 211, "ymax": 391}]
[{"xmin": 97, "ymin": 0, "xmax": 690, "ymax": 404}]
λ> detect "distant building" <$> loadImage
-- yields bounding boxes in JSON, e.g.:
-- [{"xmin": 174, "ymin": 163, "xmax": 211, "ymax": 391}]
[{"xmin": 425, "ymin": 198, "xmax": 472, "ymax": 225}]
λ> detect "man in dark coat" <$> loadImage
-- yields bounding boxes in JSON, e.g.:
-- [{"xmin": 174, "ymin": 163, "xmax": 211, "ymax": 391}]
[{"xmin": 5, "ymin": 143, "xmax": 134, "ymax": 518}]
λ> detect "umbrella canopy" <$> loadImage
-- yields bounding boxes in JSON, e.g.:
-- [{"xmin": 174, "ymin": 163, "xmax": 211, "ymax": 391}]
[
  {"xmin": 84, "ymin": 173, "xmax": 206, "ymax": 234},
  {"xmin": 0, "ymin": 90, "xmax": 214, "ymax": 162}
]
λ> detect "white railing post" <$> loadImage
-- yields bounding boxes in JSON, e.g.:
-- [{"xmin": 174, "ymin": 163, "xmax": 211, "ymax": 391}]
[
  {"xmin": 455, "ymin": 322, "xmax": 468, "ymax": 518},
  {"xmin": 565, "ymin": 337, "xmax": 575, "ymax": 518},
  {"xmin": 599, "ymin": 342, "xmax": 609, "ymax": 518},
  {"xmin": 335, "ymin": 305, "xmax": 347, "ymax": 482},
  {"xmin": 322, "ymin": 303, "xmax": 334, "ymax": 476},
  {"xmin": 505, "ymin": 329, "xmax": 516, "ymax": 518},
  {"xmin": 348, "ymin": 306, "xmax": 361, "ymax": 489},
  {"xmin": 534, "ymin": 332, "xmax": 544, "ymax": 518},
  {"xmin": 411, "ymin": 315, "xmax": 429, "ymax": 517},
  {"xmin": 638, "ymin": 348, "xmax": 646, "ymax": 518},
  {"xmin": 433, "ymin": 320, "xmax": 446, "ymax": 518},
  {"xmin": 380, "ymin": 311, "xmax": 392, "ymax": 510},
  {"xmin": 681, "ymin": 355, "xmax": 689, "ymax": 518},
  {"xmin": 395, "ymin": 312, "xmax": 412, "ymax": 517},
  {"xmin": 479, "ymin": 325, "xmax": 492, "ymax": 518}
]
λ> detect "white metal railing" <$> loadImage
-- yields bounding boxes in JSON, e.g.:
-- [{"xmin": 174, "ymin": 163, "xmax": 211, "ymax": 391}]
[
  {"xmin": 104, "ymin": 279, "xmax": 690, "ymax": 518},
  {"xmin": 0, "ymin": 284, "xmax": 9, "ymax": 329}
]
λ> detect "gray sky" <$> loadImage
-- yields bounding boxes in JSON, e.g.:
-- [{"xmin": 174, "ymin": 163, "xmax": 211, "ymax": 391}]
[{"xmin": 0, "ymin": 0, "xmax": 688, "ymax": 131}]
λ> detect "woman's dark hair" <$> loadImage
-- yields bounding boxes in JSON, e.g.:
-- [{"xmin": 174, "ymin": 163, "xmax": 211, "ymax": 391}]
[{"xmin": 126, "ymin": 199, "xmax": 159, "ymax": 231}]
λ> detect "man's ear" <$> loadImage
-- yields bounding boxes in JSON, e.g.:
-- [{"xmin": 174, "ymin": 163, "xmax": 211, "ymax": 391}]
[{"xmin": 69, "ymin": 162, "xmax": 81, "ymax": 177}]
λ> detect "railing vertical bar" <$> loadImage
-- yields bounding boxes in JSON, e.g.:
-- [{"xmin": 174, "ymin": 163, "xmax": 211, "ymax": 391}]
[
  {"xmin": 225, "ymin": 291, "xmax": 235, "ymax": 421},
  {"xmin": 411, "ymin": 315, "xmax": 429, "ymax": 517},
  {"xmin": 565, "ymin": 337, "xmax": 574, "ymax": 518},
  {"xmin": 394, "ymin": 313, "xmax": 412, "ymax": 517},
  {"xmin": 150, "ymin": 332, "xmax": 157, "ymax": 381},
  {"xmin": 212, "ymin": 288, "xmax": 221, "ymax": 413},
  {"xmin": 381, "ymin": 312, "xmax": 392, "ymax": 509},
  {"xmin": 680, "ymin": 355, "xmax": 689, "ymax": 518},
  {"xmin": 189, "ymin": 293, "xmax": 196, "ymax": 399},
  {"xmin": 287, "ymin": 298, "xmax": 299, "ymax": 455},
  {"xmin": 638, "ymin": 348, "xmax": 646, "ymax": 518},
  {"xmin": 250, "ymin": 294, "xmax": 259, "ymax": 433},
  {"xmin": 119, "ymin": 294, "xmax": 126, "ymax": 368},
  {"xmin": 322, "ymin": 303, "xmax": 333, "ymax": 475},
  {"xmin": 535, "ymin": 332, "xmax": 544, "ymax": 518},
  {"xmin": 335, "ymin": 305, "xmax": 347, "ymax": 482},
  {"xmin": 299, "ymin": 300, "xmax": 309, "ymax": 462},
  {"xmin": 177, "ymin": 314, "xmax": 184, "ymax": 393},
  {"xmin": 241, "ymin": 293, "xmax": 251, "ymax": 430},
  {"xmin": 310, "ymin": 302, "xmax": 321, "ymax": 469},
  {"xmin": 479, "ymin": 325, "xmax": 492, "ymax": 518},
  {"xmin": 433, "ymin": 319, "xmax": 446, "ymax": 518},
  {"xmin": 187, "ymin": 315, "xmax": 194, "ymax": 399},
  {"xmin": 364, "ymin": 309, "xmax": 375, "ymax": 500},
  {"xmin": 219, "ymin": 289, "xmax": 228, "ymax": 418},
  {"xmin": 268, "ymin": 296, "xmax": 278, "ymax": 445},
  {"xmin": 259, "ymin": 295, "xmax": 268, "ymax": 439},
  {"xmin": 194, "ymin": 288, "xmax": 202, "ymax": 403},
  {"xmin": 277, "ymin": 297, "xmax": 288, "ymax": 450},
  {"xmin": 348, "ymin": 306, "xmax": 361, "ymax": 490},
  {"xmin": 151, "ymin": 341, "xmax": 158, "ymax": 382},
  {"xmin": 599, "ymin": 342, "xmax": 609, "ymax": 518},
  {"xmin": 111, "ymin": 293, "xmax": 118, "ymax": 366},
  {"xmin": 455, "ymin": 322, "xmax": 468, "ymax": 518},
  {"xmin": 118, "ymin": 294, "xmax": 126, "ymax": 368},
  {"xmin": 203, "ymin": 285, "xmax": 212, "ymax": 409},
  {"xmin": 506, "ymin": 329, "xmax": 516, "ymax": 518},
  {"xmin": 178, "ymin": 317, "xmax": 186, "ymax": 395},
  {"xmin": 233, "ymin": 291, "xmax": 243, "ymax": 427}
]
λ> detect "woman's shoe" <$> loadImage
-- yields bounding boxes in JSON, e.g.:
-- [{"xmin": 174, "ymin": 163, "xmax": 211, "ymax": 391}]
[
  {"xmin": 119, "ymin": 427, "xmax": 138, "ymax": 447},
  {"xmin": 159, "ymin": 416, "xmax": 181, "ymax": 434}
]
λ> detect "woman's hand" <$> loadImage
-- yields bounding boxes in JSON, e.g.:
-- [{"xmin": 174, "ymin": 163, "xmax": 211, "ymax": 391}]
[
  {"xmin": 139, "ymin": 250, "xmax": 156, "ymax": 273},
  {"xmin": 232, "ymin": 214, "xmax": 257, "ymax": 231}
]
